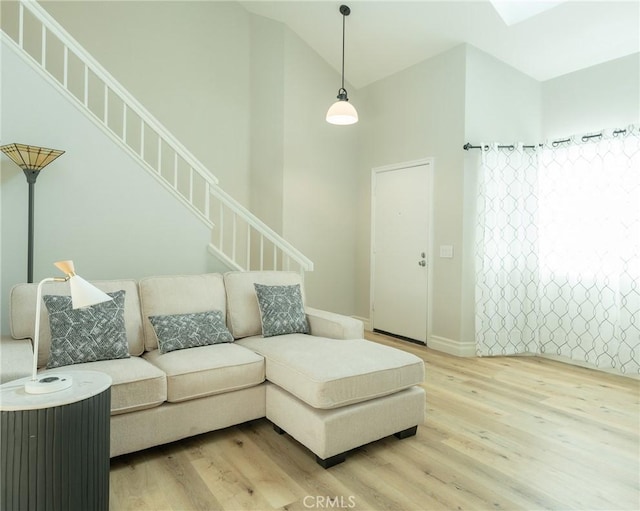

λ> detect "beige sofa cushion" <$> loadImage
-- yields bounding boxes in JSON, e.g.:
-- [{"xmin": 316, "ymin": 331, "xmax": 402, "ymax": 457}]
[
  {"xmin": 10, "ymin": 280, "xmax": 144, "ymax": 368},
  {"xmin": 236, "ymin": 335, "xmax": 425, "ymax": 409},
  {"xmin": 0, "ymin": 337, "xmax": 33, "ymax": 384},
  {"xmin": 224, "ymin": 271, "xmax": 305, "ymax": 339},
  {"xmin": 139, "ymin": 274, "xmax": 227, "ymax": 351},
  {"xmin": 143, "ymin": 344, "xmax": 265, "ymax": 403},
  {"xmin": 47, "ymin": 357, "xmax": 166, "ymax": 415}
]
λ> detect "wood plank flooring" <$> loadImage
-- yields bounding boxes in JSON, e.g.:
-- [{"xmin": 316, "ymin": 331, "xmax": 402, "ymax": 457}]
[{"xmin": 109, "ymin": 332, "xmax": 640, "ymax": 511}]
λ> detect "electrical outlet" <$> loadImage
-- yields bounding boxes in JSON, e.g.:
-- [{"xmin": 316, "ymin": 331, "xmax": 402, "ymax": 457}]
[{"xmin": 439, "ymin": 245, "xmax": 454, "ymax": 258}]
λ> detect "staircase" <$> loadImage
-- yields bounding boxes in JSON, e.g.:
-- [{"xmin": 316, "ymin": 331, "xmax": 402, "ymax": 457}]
[{"xmin": 1, "ymin": 0, "xmax": 313, "ymax": 274}]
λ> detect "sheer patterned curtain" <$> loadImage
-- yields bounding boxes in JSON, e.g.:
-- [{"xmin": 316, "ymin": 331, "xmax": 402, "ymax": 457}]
[
  {"xmin": 475, "ymin": 144, "xmax": 539, "ymax": 356},
  {"xmin": 475, "ymin": 126, "xmax": 640, "ymax": 375},
  {"xmin": 537, "ymin": 127, "xmax": 640, "ymax": 374}
]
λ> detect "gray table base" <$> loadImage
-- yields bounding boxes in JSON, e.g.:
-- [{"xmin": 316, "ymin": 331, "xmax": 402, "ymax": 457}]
[{"xmin": 1, "ymin": 387, "xmax": 111, "ymax": 511}]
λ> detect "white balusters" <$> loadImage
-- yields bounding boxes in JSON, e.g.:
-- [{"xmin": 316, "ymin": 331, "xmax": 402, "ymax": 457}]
[
  {"xmin": 189, "ymin": 168, "xmax": 194, "ymax": 203},
  {"xmin": 103, "ymin": 84, "xmax": 108, "ymax": 123},
  {"xmin": 218, "ymin": 203, "xmax": 224, "ymax": 250},
  {"xmin": 122, "ymin": 103, "xmax": 127, "ymax": 142},
  {"xmin": 63, "ymin": 46, "xmax": 68, "ymax": 88},
  {"xmin": 204, "ymin": 182, "xmax": 210, "ymax": 220},
  {"xmin": 83, "ymin": 65, "xmax": 89, "ymax": 107},
  {"xmin": 40, "ymin": 25, "xmax": 46, "ymax": 67},
  {"xmin": 231, "ymin": 213, "xmax": 237, "ymax": 262},
  {"xmin": 140, "ymin": 121, "xmax": 145, "ymax": 160},
  {"xmin": 18, "ymin": 2, "xmax": 24, "ymax": 48},
  {"xmin": 157, "ymin": 139, "xmax": 162, "ymax": 175},
  {"xmin": 173, "ymin": 153, "xmax": 179, "ymax": 189},
  {"xmin": 8, "ymin": 0, "xmax": 312, "ymax": 274}
]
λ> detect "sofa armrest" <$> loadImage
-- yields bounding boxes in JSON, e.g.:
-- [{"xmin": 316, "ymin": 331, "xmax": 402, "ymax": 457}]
[
  {"xmin": 0, "ymin": 336, "xmax": 33, "ymax": 384},
  {"xmin": 305, "ymin": 307, "xmax": 364, "ymax": 340}
]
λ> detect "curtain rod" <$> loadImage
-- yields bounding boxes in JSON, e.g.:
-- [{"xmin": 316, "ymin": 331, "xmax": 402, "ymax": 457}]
[
  {"xmin": 463, "ymin": 128, "xmax": 628, "ymax": 151},
  {"xmin": 463, "ymin": 143, "xmax": 538, "ymax": 151}
]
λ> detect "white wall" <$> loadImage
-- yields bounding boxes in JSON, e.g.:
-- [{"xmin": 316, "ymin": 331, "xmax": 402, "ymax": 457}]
[
  {"xmin": 1, "ymin": 40, "xmax": 225, "ymax": 334},
  {"xmin": 282, "ymin": 29, "xmax": 359, "ymax": 314},
  {"xmin": 40, "ymin": 0, "xmax": 252, "ymax": 206},
  {"xmin": 465, "ymin": 46, "xmax": 542, "ymax": 143},
  {"xmin": 355, "ymin": 45, "xmax": 467, "ymax": 344},
  {"xmin": 247, "ymin": 14, "xmax": 360, "ymax": 314},
  {"xmin": 249, "ymin": 14, "xmax": 285, "ymax": 234},
  {"xmin": 542, "ymin": 53, "xmax": 639, "ymax": 138}
]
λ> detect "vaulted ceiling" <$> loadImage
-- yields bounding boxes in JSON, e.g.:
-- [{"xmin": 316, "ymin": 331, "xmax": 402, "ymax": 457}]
[{"xmin": 241, "ymin": 1, "xmax": 640, "ymax": 88}]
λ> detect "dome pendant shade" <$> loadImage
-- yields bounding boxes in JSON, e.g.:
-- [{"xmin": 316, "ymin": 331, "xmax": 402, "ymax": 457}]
[
  {"xmin": 326, "ymin": 90, "xmax": 358, "ymax": 125},
  {"xmin": 326, "ymin": 5, "xmax": 358, "ymax": 125}
]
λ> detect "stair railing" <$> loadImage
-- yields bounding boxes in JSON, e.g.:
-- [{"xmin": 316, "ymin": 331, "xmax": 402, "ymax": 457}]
[{"xmin": 2, "ymin": 0, "xmax": 313, "ymax": 273}]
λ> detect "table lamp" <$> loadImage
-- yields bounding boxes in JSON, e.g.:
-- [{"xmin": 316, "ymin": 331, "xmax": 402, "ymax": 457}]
[{"xmin": 26, "ymin": 260, "xmax": 112, "ymax": 394}]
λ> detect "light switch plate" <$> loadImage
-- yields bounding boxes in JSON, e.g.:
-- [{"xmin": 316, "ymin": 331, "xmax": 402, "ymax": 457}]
[{"xmin": 439, "ymin": 245, "xmax": 454, "ymax": 258}]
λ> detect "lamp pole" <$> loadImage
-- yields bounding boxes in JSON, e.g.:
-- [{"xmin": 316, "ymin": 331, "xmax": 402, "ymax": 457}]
[
  {"xmin": 0, "ymin": 143, "xmax": 65, "ymax": 283},
  {"xmin": 24, "ymin": 169, "xmax": 39, "ymax": 283}
]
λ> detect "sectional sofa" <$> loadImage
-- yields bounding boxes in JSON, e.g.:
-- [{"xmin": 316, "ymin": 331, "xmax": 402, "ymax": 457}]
[{"xmin": 3, "ymin": 271, "xmax": 426, "ymax": 468}]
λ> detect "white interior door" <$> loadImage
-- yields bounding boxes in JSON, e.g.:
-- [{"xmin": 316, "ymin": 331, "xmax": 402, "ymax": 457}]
[{"xmin": 371, "ymin": 161, "xmax": 431, "ymax": 344}]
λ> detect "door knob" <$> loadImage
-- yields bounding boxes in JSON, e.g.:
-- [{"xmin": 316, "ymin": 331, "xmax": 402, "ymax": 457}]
[{"xmin": 418, "ymin": 260, "xmax": 426, "ymax": 267}]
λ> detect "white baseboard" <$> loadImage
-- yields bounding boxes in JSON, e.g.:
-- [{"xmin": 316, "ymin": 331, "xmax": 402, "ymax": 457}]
[
  {"xmin": 361, "ymin": 321, "xmax": 475, "ymax": 358},
  {"xmin": 428, "ymin": 336, "xmax": 476, "ymax": 357},
  {"xmin": 352, "ymin": 316, "xmax": 372, "ymax": 332}
]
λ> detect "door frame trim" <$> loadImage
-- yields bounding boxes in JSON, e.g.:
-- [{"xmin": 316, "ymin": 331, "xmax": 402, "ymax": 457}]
[{"xmin": 370, "ymin": 158, "xmax": 434, "ymax": 345}]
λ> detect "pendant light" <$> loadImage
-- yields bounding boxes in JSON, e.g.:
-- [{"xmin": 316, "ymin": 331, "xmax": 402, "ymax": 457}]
[{"xmin": 326, "ymin": 4, "xmax": 358, "ymax": 125}]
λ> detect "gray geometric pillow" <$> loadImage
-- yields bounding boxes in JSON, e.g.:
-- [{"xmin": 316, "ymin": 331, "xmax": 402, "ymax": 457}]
[
  {"xmin": 148, "ymin": 310, "xmax": 234, "ymax": 354},
  {"xmin": 254, "ymin": 283, "xmax": 309, "ymax": 337},
  {"xmin": 44, "ymin": 290, "xmax": 130, "ymax": 368}
]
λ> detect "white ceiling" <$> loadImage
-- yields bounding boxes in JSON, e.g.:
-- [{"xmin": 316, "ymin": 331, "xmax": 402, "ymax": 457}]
[{"xmin": 240, "ymin": 1, "xmax": 640, "ymax": 89}]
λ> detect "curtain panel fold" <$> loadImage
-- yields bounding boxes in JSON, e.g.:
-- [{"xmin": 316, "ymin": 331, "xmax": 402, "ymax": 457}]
[
  {"xmin": 475, "ymin": 144, "xmax": 539, "ymax": 356},
  {"xmin": 475, "ymin": 126, "xmax": 640, "ymax": 375}
]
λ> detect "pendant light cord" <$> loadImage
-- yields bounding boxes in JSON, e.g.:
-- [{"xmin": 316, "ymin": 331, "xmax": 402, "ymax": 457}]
[
  {"xmin": 326, "ymin": 4, "xmax": 357, "ymax": 124},
  {"xmin": 341, "ymin": 12, "xmax": 345, "ymax": 90}
]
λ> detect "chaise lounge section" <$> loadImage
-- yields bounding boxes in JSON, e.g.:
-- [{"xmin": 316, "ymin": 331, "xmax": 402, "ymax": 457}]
[{"xmin": 225, "ymin": 271, "xmax": 426, "ymax": 467}]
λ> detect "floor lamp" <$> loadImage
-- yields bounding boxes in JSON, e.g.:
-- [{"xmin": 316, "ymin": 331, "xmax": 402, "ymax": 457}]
[{"xmin": 0, "ymin": 143, "xmax": 65, "ymax": 283}]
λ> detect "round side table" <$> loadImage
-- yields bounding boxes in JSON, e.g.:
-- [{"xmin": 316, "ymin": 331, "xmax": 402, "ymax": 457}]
[{"xmin": 1, "ymin": 370, "xmax": 112, "ymax": 511}]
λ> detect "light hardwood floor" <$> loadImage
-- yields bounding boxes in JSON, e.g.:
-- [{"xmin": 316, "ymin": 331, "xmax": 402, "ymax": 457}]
[{"xmin": 109, "ymin": 332, "xmax": 640, "ymax": 511}]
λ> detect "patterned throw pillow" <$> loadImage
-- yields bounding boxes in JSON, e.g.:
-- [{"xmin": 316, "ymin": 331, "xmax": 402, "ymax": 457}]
[
  {"xmin": 148, "ymin": 310, "xmax": 234, "ymax": 354},
  {"xmin": 44, "ymin": 290, "xmax": 130, "ymax": 368},
  {"xmin": 254, "ymin": 283, "xmax": 309, "ymax": 337}
]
